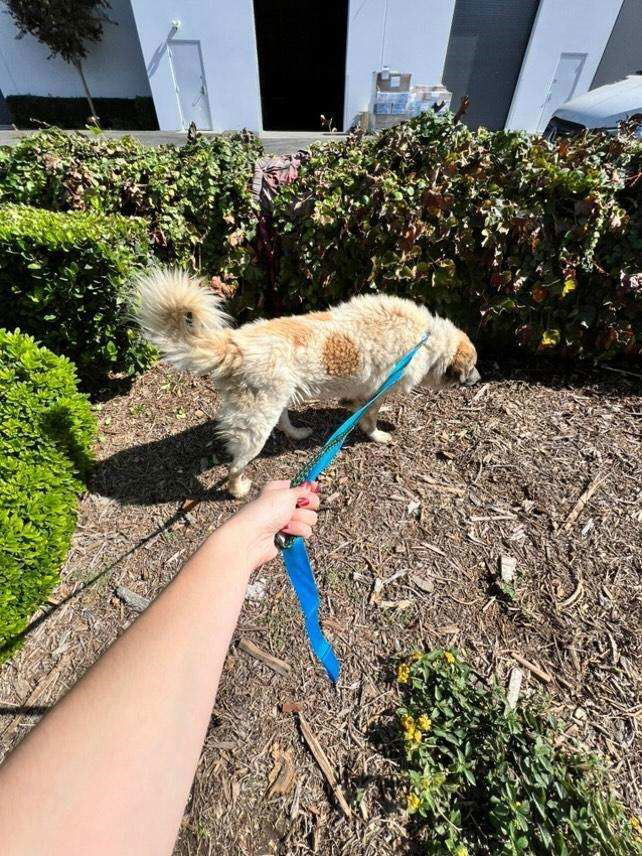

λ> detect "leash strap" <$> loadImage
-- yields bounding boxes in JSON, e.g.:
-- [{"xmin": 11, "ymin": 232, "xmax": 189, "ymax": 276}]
[{"xmin": 280, "ymin": 333, "xmax": 429, "ymax": 682}]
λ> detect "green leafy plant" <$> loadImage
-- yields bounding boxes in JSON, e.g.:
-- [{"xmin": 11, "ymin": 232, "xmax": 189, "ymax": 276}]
[
  {"xmin": 4, "ymin": 0, "xmax": 113, "ymax": 121},
  {"xmin": 0, "ymin": 329, "xmax": 96, "ymax": 660},
  {"xmin": 0, "ymin": 128, "xmax": 262, "ymax": 290},
  {"xmin": 0, "ymin": 203, "xmax": 153, "ymax": 382},
  {"xmin": 272, "ymin": 113, "xmax": 642, "ymax": 360},
  {"xmin": 396, "ymin": 650, "xmax": 642, "ymax": 854}
]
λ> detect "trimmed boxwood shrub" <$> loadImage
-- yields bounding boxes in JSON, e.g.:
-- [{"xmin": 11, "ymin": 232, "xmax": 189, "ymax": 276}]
[
  {"xmin": 272, "ymin": 113, "xmax": 642, "ymax": 360},
  {"xmin": 0, "ymin": 329, "xmax": 96, "ymax": 660},
  {"xmin": 0, "ymin": 127, "xmax": 262, "ymax": 287},
  {"xmin": 0, "ymin": 204, "xmax": 153, "ymax": 381}
]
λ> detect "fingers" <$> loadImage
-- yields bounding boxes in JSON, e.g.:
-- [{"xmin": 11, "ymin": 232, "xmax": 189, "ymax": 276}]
[
  {"xmin": 294, "ymin": 482, "xmax": 320, "ymax": 504},
  {"xmin": 263, "ymin": 480, "xmax": 320, "ymax": 503},
  {"xmin": 296, "ymin": 492, "xmax": 320, "ymax": 511},
  {"xmin": 281, "ymin": 520, "xmax": 313, "ymax": 539},
  {"xmin": 292, "ymin": 508, "xmax": 318, "ymax": 528},
  {"xmin": 281, "ymin": 508, "xmax": 317, "ymax": 539}
]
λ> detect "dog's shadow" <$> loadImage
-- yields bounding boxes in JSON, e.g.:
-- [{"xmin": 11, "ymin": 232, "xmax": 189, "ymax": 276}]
[{"xmin": 92, "ymin": 405, "xmax": 394, "ymax": 506}]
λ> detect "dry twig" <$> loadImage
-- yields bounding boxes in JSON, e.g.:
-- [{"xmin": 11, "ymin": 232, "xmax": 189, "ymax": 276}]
[
  {"xmin": 238, "ymin": 639, "xmax": 291, "ymax": 676},
  {"xmin": 298, "ymin": 714, "xmax": 352, "ymax": 819}
]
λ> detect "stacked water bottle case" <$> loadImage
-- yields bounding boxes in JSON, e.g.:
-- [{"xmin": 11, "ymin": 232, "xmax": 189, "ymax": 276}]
[{"xmin": 372, "ymin": 68, "xmax": 452, "ymax": 130}]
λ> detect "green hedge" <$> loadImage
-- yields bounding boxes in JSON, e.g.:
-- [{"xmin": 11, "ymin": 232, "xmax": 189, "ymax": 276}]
[
  {"xmin": 0, "ymin": 329, "xmax": 96, "ymax": 660},
  {"xmin": 0, "ymin": 127, "xmax": 262, "ymax": 288},
  {"xmin": 0, "ymin": 204, "xmax": 153, "ymax": 381},
  {"xmin": 272, "ymin": 114, "xmax": 642, "ymax": 360},
  {"xmin": 6, "ymin": 95, "xmax": 159, "ymax": 131}
]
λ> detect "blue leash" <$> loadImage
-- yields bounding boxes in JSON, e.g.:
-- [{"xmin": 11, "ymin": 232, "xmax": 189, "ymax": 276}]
[{"xmin": 279, "ymin": 333, "xmax": 429, "ymax": 683}]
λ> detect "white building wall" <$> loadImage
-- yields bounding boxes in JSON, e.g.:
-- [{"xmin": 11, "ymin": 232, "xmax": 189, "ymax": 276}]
[
  {"xmin": 129, "ymin": 0, "xmax": 262, "ymax": 132},
  {"xmin": 505, "ymin": 0, "xmax": 623, "ymax": 133},
  {"xmin": 0, "ymin": 0, "xmax": 150, "ymax": 98},
  {"xmin": 344, "ymin": 0, "xmax": 456, "ymax": 130}
]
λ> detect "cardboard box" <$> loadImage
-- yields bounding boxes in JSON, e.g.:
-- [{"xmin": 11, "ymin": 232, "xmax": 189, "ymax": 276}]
[
  {"xmin": 374, "ymin": 113, "xmax": 412, "ymax": 130},
  {"xmin": 376, "ymin": 70, "xmax": 411, "ymax": 92}
]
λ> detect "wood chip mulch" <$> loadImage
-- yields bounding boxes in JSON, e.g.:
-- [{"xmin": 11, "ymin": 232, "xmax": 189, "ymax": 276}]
[{"xmin": 1, "ymin": 359, "xmax": 640, "ymax": 855}]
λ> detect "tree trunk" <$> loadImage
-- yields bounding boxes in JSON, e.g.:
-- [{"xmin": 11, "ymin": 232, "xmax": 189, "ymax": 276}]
[{"xmin": 73, "ymin": 59, "xmax": 98, "ymax": 123}]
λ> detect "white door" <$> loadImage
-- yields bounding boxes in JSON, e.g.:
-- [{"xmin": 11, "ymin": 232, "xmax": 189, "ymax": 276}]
[
  {"xmin": 537, "ymin": 52, "xmax": 587, "ymax": 131},
  {"xmin": 168, "ymin": 40, "xmax": 213, "ymax": 130}
]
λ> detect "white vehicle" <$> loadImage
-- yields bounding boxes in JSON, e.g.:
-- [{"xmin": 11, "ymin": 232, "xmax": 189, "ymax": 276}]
[{"xmin": 543, "ymin": 73, "xmax": 642, "ymax": 140}]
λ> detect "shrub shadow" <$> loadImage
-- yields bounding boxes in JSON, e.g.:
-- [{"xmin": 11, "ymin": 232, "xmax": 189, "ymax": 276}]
[
  {"xmin": 483, "ymin": 355, "xmax": 640, "ymax": 396},
  {"xmin": 350, "ymin": 662, "xmax": 427, "ymax": 854},
  {"xmin": 92, "ymin": 404, "xmax": 393, "ymax": 506}
]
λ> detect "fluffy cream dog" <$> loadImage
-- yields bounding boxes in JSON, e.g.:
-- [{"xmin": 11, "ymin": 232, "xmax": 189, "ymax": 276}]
[{"xmin": 135, "ymin": 268, "xmax": 480, "ymax": 497}]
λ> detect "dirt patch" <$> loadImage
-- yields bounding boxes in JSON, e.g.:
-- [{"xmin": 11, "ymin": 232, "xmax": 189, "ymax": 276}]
[{"xmin": 1, "ymin": 360, "xmax": 640, "ymax": 855}]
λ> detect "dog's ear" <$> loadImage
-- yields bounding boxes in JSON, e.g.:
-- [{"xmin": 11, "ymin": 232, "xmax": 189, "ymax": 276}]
[{"xmin": 447, "ymin": 336, "xmax": 477, "ymax": 380}]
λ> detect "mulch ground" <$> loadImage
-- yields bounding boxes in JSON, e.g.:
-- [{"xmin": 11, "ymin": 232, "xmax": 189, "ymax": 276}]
[{"xmin": 1, "ymin": 358, "xmax": 641, "ymax": 855}]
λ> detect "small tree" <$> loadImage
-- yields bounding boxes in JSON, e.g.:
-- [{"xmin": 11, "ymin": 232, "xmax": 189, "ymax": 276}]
[{"xmin": 5, "ymin": 0, "xmax": 112, "ymax": 122}]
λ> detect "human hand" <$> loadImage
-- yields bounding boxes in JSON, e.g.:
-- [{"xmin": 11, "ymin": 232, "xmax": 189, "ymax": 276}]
[{"xmin": 222, "ymin": 480, "xmax": 321, "ymax": 568}]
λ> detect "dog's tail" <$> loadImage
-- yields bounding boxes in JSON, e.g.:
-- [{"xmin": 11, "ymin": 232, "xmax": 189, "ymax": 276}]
[{"xmin": 134, "ymin": 267, "xmax": 237, "ymax": 376}]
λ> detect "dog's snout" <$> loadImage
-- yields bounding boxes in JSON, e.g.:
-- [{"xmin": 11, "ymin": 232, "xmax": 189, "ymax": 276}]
[{"xmin": 464, "ymin": 368, "xmax": 481, "ymax": 387}]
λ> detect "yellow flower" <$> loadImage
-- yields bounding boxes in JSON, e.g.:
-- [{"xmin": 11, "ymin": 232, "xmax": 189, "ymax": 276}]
[
  {"xmin": 397, "ymin": 664, "xmax": 410, "ymax": 684},
  {"xmin": 540, "ymin": 328, "xmax": 561, "ymax": 348},
  {"xmin": 417, "ymin": 714, "xmax": 432, "ymax": 731},
  {"xmin": 420, "ymin": 776, "xmax": 431, "ymax": 790},
  {"xmin": 400, "ymin": 714, "xmax": 414, "ymax": 732},
  {"xmin": 406, "ymin": 793, "xmax": 421, "ymax": 813},
  {"xmin": 408, "ymin": 650, "xmax": 422, "ymax": 662},
  {"xmin": 443, "ymin": 651, "xmax": 456, "ymax": 665},
  {"xmin": 411, "ymin": 728, "xmax": 423, "ymax": 744},
  {"xmin": 455, "ymin": 847, "xmax": 469, "ymax": 856}
]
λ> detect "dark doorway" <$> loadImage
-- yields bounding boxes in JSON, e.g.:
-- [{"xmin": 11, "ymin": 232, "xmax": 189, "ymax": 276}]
[
  {"xmin": 443, "ymin": 0, "xmax": 540, "ymax": 130},
  {"xmin": 253, "ymin": 0, "xmax": 348, "ymax": 131}
]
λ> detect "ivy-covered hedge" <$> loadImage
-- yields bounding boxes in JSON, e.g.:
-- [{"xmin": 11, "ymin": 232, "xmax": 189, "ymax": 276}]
[
  {"xmin": 0, "ymin": 330, "xmax": 96, "ymax": 660},
  {"xmin": 0, "ymin": 204, "xmax": 153, "ymax": 381},
  {"xmin": 0, "ymin": 127, "xmax": 262, "ymax": 287},
  {"xmin": 272, "ymin": 114, "xmax": 642, "ymax": 360}
]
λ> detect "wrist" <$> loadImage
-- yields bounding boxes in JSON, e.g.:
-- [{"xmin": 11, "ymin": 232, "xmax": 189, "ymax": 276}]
[
  {"xmin": 201, "ymin": 522, "xmax": 255, "ymax": 578},
  {"xmin": 207, "ymin": 517, "xmax": 263, "ymax": 574}
]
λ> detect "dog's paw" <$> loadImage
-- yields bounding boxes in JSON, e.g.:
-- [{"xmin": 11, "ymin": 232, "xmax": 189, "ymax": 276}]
[
  {"xmin": 228, "ymin": 475, "xmax": 252, "ymax": 498},
  {"xmin": 370, "ymin": 429, "xmax": 392, "ymax": 444},
  {"xmin": 288, "ymin": 426, "xmax": 313, "ymax": 440}
]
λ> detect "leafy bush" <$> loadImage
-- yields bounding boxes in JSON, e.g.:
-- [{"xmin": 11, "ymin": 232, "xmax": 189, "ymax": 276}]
[
  {"xmin": 0, "ymin": 329, "xmax": 96, "ymax": 659},
  {"xmin": 6, "ymin": 95, "xmax": 159, "ymax": 130},
  {"xmin": 0, "ymin": 203, "xmax": 153, "ymax": 381},
  {"xmin": 0, "ymin": 127, "xmax": 262, "ymax": 287},
  {"xmin": 396, "ymin": 650, "xmax": 642, "ymax": 855},
  {"xmin": 272, "ymin": 114, "xmax": 642, "ymax": 360}
]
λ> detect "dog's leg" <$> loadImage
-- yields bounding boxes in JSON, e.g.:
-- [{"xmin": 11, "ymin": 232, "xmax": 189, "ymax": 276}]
[
  {"xmin": 223, "ymin": 398, "xmax": 288, "ymax": 498},
  {"xmin": 278, "ymin": 409, "xmax": 313, "ymax": 441},
  {"xmin": 357, "ymin": 399, "xmax": 392, "ymax": 444}
]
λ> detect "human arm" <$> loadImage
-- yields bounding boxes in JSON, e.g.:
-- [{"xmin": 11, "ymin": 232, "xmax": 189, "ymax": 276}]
[{"xmin": 0, "ymin": 481, "xmax": 319, "ymax": 856}]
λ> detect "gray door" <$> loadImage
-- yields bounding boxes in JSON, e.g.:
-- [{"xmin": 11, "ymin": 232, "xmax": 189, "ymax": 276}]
[
  {"xmin": 538, "ymin": 52, "xmax": 586, "ymax": 130},
  {"xmin": 443, "ymin": 0, "xmax": 540, "ymax": 130},
  {"xmin": 168, "ymin": 39, "xmax": 213, "ymax": 130}
]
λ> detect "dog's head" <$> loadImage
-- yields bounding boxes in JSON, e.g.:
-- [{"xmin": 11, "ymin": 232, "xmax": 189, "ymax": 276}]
[{"xmin": 444, "ymin": 333, "xmax": 480, "ymax": 387}]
